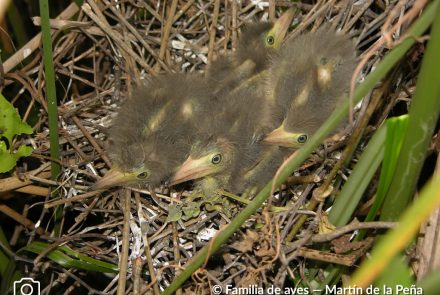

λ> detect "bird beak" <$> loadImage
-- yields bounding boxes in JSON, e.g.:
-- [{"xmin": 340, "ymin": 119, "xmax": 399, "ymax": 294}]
[
  {"xmin": 263, "ymin": 126, "xmax": 301, "ymax": 148},
  {"xmin": 170, "ymin": 157, "xmax": 213, "ymax": 185},
  {"xmin": 92, "ymin": 168, "xmax": 133, "ymax": 190},
  {"xmin": 271, "ymin": 7, "xmax": 296, "ymax": 48}
]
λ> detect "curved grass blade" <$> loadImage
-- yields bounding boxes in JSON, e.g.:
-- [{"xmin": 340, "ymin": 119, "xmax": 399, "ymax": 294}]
[
  {"xmin": 350, "ymin": 172, "xmax": 440, "ymax": 287},
  {"xmin": 19, "ymin": 241, "xmax": 118, "ymax": 273},
  {"xmin": 0, "ymin": 227, "xmax": 22, "ymax": 295},
  {"xmin": 357, "ymin": 115, "xmax": 409, "ymax": 240},
  {"xmin": 380, "ymin": 1, "xmax": 440, "ymax": 221},
  {"xmin": 328, "ymin": 123, "xmax": 386, "ymax": 227}
]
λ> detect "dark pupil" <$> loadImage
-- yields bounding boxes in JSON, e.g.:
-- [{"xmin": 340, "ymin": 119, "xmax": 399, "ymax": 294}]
[
  {"xmin": 211, "ymin": 154, "xmax": 222, "ymax": 164},
  {"xmin": 297, "ymin": 134, "xmax": 308, "ymax": 143},
  {"xmin": 137, "ymin": 172, "xmax": 148, "ymax": 179},
  {"xmin": 266, "ymin": 35, "xmax": 275, "ymax": 45}
]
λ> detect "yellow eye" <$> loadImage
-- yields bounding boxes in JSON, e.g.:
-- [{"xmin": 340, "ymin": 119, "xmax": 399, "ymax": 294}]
[
  {"xmin": 266, "ymin": 35, "xmax": 275, "ymax": 46},
  {"xmin": 297, "ymin": 134, "xmax": 308, "ymax": 144},
  {"xmin": 211, "ymin": 154, "xmax": 222, "ymax": 164},
  {"xmin": 137, "ymin": 172, "xmax": 149, "ymax": 179}
]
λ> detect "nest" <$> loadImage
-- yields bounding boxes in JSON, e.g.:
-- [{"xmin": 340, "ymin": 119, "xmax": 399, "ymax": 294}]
[{"xmin": 0, "ymin": 0, "xmax": 432, "ymax": 293}]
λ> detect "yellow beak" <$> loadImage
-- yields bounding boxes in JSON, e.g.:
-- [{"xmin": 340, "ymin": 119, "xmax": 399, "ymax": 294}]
[
  {"xmin": 170, "ymin": 156, "xmax": 213, "ymax": 186},
  {"xmin": 271, "ymin": 7, "xmax": 296, "ymax": 48},
  {"xmin": 92, "ymin": 168, "xmax": 133, "ymax": 190},
  {"xmin": 263, "ymin": 125, "xmax": 302, "ymax": 148}
]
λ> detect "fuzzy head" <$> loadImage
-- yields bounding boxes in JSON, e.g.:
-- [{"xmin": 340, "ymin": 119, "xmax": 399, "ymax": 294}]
[
  {"xmin": 95, "ymin": 133, "xmax": 190, "ymax": 189},
  {"xmin": 170, "ymin": 137, "xmax": 238, "ymax": 185},
  {"xmin": 236, "ymin": 8, "xmax": 294, "ymax": 71},
  {"xmin": 264, "ymin": 26, "xmax": 357, "ymax": 148}
]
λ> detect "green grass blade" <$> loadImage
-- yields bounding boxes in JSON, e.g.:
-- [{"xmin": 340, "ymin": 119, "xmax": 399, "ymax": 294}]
[
  {"xmin": 350, "ymin": 171, "xmax": 440, "ymax": 287},
  {"xmin": 356, "ymin": 115, "xmax": 409, "ymax": 240},
  {"xmin": 328, "ymin": 124, "xmax": 386, "ymax": 227},
  {"xmin": 39, "ymin": 0, "xmax": 63, "ymax": 236},
  {"xmin": 39, "ymin": 0, "xmax": 61, "ymax": 181},
  {"xmin": 317, "ymin": 120, "xmax": 401, "ymax": 291},
  {"xmin": 6, "ymin": 2, "xmax": 28, "ymax": 48},
  {"xmin": 375, "ymin": 254, "xmax": 414, "ymax": 289},
  {"xmin": 0, "ymin": 228, "xmax": 9, "ymax": 277},
  {"xmin": 380, "ymin": 1, "xmax": 440, "ymax": 221},
  {"xmin": 418, "ymin": 267, "xmax": 440, "ymax": 295},
  {"xmin": 19, "ymin": 241, "xmax": 118, "ymax": 273},
  {"xmin": 349, "ymin": 117, "xmax": 414, "ymax": 289},
  {"xmin": 0, "ymin": 227, "xmax": 22, "ymax": 294},
  {"xmin": 369, "ymin": 115, "xmax": 408, "ymax": 217}
]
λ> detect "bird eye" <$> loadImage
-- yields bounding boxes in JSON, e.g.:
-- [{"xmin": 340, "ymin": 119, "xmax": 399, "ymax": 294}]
[
  {"xmin": 297, "ymin": 134, "xmax": 308, "ymax": 144},
  {"xmin": 137, "ymin": 172, "xmax": 149, "ymax": 179},
  {"xmin": 211, "ymin": 154, "xmax": 222, "ymax": 164},
  {"xmin": 266, "ymin": 35, "xmax": 275, "ymax": 46}
]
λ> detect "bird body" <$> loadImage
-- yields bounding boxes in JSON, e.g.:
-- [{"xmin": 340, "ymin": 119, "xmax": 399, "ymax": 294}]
[
  {"xmin": 228, "ymin": 144, "xmax": 288, "ymax": 195},
  {"xmin": 263, "ymin": 27, "xmax": 357, "ymax": 148},
  {"xmin": 94, "ymin": 72, "xmax": 218, "ymax": 189}
]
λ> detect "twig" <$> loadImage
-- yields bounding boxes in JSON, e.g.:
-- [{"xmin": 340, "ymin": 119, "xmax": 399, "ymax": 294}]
[
  {"xmin": 117, "ymin": 189, "xmax": 131, "ymax": 295},
  {"xmin": 3, "ymin": 2, "xmax": 79, "ymax": 73},
  {"xmin": 312, "ymin": 220, "xmax": 397, "ymax": 243},
  {"xmin": 349, "ymin": 0, "xmax": 429, "ymax": 124},
  {"xmin": 0, "ymin": 166, "xmax": 51, "ymax": 193},
  {"xmin": 44, "ymin": 190, "xmax": 103, "ymax": 208},
  {"xmin": 207, "ymin": 0, "xmax": 221, "ymax": 63},
  {"xmin": 82, "ymin": 1, "xmax": 154, "ymax": 74},
  {"xmin": 155, "ymin": 0, "xmax": 179, "ymax": 72},
  {"xmin": 0, "ymin": 204, "xmax": 48, "ymax": 235},
  {"xmin": 72, "ymin": 116, "xmax": 111, "ymax": 167},
  {"xmin": 135, "ymin": 192, "xmax": 161, "ymax": 295}
]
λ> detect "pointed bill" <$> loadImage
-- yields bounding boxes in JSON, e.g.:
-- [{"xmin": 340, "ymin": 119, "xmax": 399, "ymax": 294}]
[
  {"xmin": 263, "ymin": 125, "xmax": 302, "ymax": 148},
  {"xmin": 92, "ymin": 168, "xmax": 133, "ymax": 190},
  {"xmin": 271, "ymin": 7, "xmax": 296, "ymax": 48},
  {"xmin": 170, "ymin": 156, "xmax": 214, "ymax": 185}
]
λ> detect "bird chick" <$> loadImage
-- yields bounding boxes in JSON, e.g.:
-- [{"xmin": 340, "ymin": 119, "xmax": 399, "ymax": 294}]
[
  {"xmin": 206, "ymin": 7, "xmax": 295, "ymax": 95},
  {"xmin": 169, "ymin": 104, "xmax": 251, "ymax": 197},
  {"xmin": 94, "ymin": 72, "xmax": 216, "ymax": 189},
  {"xmin": 94, "ymin": 133, "xmax": 189, "ymax": 189},
  {"xmin": 169, "ymin": 72, "xmax": 278, "ymax": 197},
  {"xmin": 170, "ymin": 136, "xmax": 239, "ymax": 199},
  {"xmin": 263, "ymin": 26, "xmax": 357, "ymax": 148}
]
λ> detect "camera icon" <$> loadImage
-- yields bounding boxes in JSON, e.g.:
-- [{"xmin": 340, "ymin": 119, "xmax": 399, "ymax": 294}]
[{"xmin": 13, "ymin": 278, "xmax": 40, "ymax": 295}]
